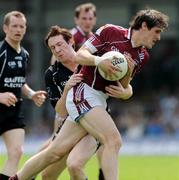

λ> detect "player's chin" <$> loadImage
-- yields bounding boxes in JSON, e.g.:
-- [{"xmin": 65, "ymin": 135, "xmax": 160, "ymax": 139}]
[
  {"xmin": 149, "ymin": 42, "xmax": 156, "ymax": 49},
  {"xmin": 84, "ymin": 28, "xmax": 91, "ymax": 33},
  {"xmin": 60, "ymin": 54, "xmax": 69, "ymax": 60},
  {"xmin": 15, "ymin": 35, "xmax": 23, "ymax": 40},
  {"xmin": 146, "ymin": 45, "xmax": 153, "ymax": 49}
]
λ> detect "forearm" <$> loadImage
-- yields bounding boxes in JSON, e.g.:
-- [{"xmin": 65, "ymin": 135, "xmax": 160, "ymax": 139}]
[
  {"xmin": 74, "ymin": 46, "xmax": 97, "ymax": 66},
  {"xmin": 21, "ymin": 84, "xmax": 35, "ymax": 99},
  {"xmin": 55, "ymin": 89, "xmax": 68, "ymax": 118},
  {"xmin": 121, "ymin": 84, "xmax": 133, "ymax": 100}
]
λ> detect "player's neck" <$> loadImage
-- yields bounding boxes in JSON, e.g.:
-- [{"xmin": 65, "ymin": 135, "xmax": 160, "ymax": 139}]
[
  {"xmin": 131, "ymin": 30, "xmax": 142, "ymax": 48},
  {"xmin": 84, "ymin": 31, "xmax": 91, "ymax": 36},
  {"xmin": 5, "ymin": 37, "xmax": 21, "ymax": 53},
  {"xmin": 63, "ymin": 61, "xmax": 77, "ymax": 72},
  {"xmin": 77, "ymin": 26, "xmax": 91, "ymax": 36}
]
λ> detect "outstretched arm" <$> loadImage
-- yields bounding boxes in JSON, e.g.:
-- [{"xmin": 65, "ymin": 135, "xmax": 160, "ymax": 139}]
[{"xmin": 53, "ymin": 41, "xmax": 120, "ymax": 74}]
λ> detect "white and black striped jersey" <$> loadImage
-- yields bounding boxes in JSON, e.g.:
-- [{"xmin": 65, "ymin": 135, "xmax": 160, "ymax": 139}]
[{"xmin": 0, "ymin": 40, "xmax": 29, "ymax": 99}]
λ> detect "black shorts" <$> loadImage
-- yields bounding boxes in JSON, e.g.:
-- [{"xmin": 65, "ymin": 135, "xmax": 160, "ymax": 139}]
[{"xmin": 0, "ymin": 100, "xmax": 25, "ymax": 135}]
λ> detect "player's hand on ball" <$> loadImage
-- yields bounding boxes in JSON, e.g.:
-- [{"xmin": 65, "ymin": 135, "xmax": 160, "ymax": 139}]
[
  {"xmin": 124, "ymin": 55, "xmax": 136, "ymax": 76},
  {"xmin": 98, "ymin": 56, "xmax": 121, "ymax": 75},
  {"xmin": 97, "ymin": 51, "xmax": 128, "ymax": 81},
  {"xmin": 120, "ymin": 55, "xmax": 135, "ymax": 88}
]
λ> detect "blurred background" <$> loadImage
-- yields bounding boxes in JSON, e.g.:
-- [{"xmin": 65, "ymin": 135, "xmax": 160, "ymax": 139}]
[{"xmin": 0, "ymin": 0, "xmax": 179, "ymax": 154}]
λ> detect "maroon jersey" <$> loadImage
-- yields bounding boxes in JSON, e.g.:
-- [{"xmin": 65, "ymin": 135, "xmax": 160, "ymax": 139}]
[
  {"xmin": 71, "ymin": 26, "xmax": 93, "ymax": 51},
  {"xmin": 80, "ymin": 24, "xmax": 149, "ymax": 92}
]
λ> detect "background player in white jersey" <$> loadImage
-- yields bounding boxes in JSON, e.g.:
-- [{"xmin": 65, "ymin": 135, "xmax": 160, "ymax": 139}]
[
  {"xmin": 0, "ymin": 11, "xmax": 46, "ymax": 180},
  {"xmin": 9, "ymin": 9, "xmax": 168, "ymax": 180}
]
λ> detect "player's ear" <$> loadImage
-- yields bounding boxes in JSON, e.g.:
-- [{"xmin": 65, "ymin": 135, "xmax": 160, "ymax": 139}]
[
  {"xmin": 69, "ymin": 38, "xmax": 75, "ymax": 47},
  {"xmin": 141, "ymin": 22, "xmax": 148, "ymax": 30},
  {"xmin": 74, "ymin": 17, "xmax": 78, "ymax": 25},
  {"xmin": 3, "ymin": 24, "xmax": 8, "ymax": 34}
]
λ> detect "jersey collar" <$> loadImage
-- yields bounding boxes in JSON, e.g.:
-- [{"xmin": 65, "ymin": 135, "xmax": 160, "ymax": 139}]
[
  {"xmin": 76, "ymin": 26, "xmax": 86, "ymax": 36},
  {"xmin": 124, "ymin": 28, "xmax": 138, "ymax": 48},
  {"xmin": 76, "ymin": 26, "xmax": 92, "ymax": 37},
  {"xmin": 124, "ymin": 28, "xmax": 132, "ymax": 40}
]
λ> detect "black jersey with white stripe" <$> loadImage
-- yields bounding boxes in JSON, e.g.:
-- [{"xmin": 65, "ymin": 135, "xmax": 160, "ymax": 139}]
[
  {"xmin": 0, "ymin": 40, "xmax": 29, "ymax": 99},
  {"xmin": 45, "ymin": 61, "xmax": 74, "ymax": 108}
]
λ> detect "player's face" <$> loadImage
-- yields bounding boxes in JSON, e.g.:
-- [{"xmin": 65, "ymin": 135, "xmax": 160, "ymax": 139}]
[
  {"xmin": 3, "ymin": 16, "xmax": 26, "ymax": 43},
  {"xmin": 142, "ymin": 26, "xmax": 162, "ymax": 49},
  {"xmin": 48, "ymin": 35, "xmax": 71, "ymax": 62},
  {"xmin": 75, "ymin": 10, "xmax": 96, "ymax": 34}
]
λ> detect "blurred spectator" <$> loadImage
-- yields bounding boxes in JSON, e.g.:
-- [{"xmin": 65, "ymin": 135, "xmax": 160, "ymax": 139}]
[{"xmin": 144, "ymin": 111, "xmax": 165, "ymax": 136}]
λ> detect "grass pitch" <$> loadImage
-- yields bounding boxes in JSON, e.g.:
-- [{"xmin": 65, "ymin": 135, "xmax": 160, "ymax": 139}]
[{"xmin": 0, "ymin": 154, "xmax": 179, "ymax": 180}]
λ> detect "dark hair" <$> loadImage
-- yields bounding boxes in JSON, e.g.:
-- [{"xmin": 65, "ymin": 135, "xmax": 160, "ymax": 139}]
[
  {"xmin": 129, "ymin": 9, "xmax": 169, "ymax": 31},
  {"xmin": 75, "ymin": 3, "xmax": 96, "ymax": 18},
  {"xmin": 45, "ymin": 25, "xmax": 73, "ymax": 47},
  {"xmin": 3, "ymin": 11, "xmax": 26, "ymax": 25}
]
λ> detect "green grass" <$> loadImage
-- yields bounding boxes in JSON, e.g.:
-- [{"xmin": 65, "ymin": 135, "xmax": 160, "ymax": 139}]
[{"xmin": 1, "ymin": 155, "xmax": 179, "ymax": 180}]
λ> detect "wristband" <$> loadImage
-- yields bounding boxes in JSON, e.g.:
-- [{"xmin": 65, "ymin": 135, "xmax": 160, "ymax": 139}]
[
  {"xmin": 27, "ymin": 91, "xmax": 35, "ymax": 99},
  {"xmin": 94, "ymin": 56, "xmax": 104, "ymax": 66}
]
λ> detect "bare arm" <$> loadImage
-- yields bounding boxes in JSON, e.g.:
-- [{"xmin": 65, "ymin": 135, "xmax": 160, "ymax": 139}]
[
  {"xmin": 74, "ymin": 46, "xmax": 98, "ymax": 66},
  {"xmin": 122, "ymin": 84, "xmax": 133, "ymax": 100},
  {"xmin": 21, "ymin": 83, "xmax": 35, "ymax": 98},
  {"xmin": 58, "ymin": 42, "xmax": 120, "ymax": 74},
  {"xmin": 22, "ymin": 84, "xmax": 47, "ymax": 107},
  {"xmin": 55, "ymin": 74, "xmax": 83, "ymax": 118},
  {"xmin": 55, "ymin": 88, "xmax": 68, "ymax": 118}
]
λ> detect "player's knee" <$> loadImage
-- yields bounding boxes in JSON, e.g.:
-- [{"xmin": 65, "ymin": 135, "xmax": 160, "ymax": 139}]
[
  {"xmin": 41, "ymin": 170, "xmax": 54, "ymax": 180},
  {"xmin": 104, "ymin": 132, "xmax": 122, "ymax": 152},
  {"xmin": 112, "ymin": 133, "xmax": 122, "ymax": 152},
  {"xmin": 41, "ymin": 171, "xmax": 49, "ymax": 180},
  {"xmin": 66, "ymin": 158, "xmax": 83, "ymax": 175}
]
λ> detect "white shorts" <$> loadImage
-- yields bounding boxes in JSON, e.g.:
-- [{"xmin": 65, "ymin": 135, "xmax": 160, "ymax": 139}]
[{"xmin": 66, "ymin": 82, "xmax": 108, "ymax": 122}]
